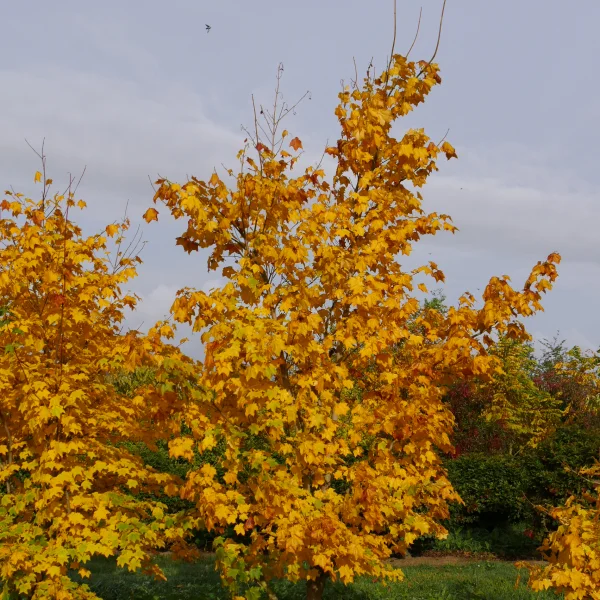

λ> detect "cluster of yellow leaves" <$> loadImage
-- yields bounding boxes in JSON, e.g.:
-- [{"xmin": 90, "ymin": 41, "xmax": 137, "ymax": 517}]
[
  {"xmin": 481, "ymin": 336, "xmax": 563, "ymax": 450},
  {"xmin": 0, "ymin": 185, "xmax": 199, "ymax": 599},
  {"xmin": 146, "ymin": 53, "xmax": 561, "ymax": 594},
  {"xmin": 556, "ymin": 346, "xmax": 600, "ymax": 414},
  {"xmin": 518, "ymin": 463, "xmax": 600, "ymax": 599}
]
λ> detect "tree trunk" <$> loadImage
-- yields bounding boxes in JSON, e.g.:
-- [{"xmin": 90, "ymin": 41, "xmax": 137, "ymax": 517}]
[{"xmin": 306, "ymin": 570, "xmax": 328, "ymax": 600}]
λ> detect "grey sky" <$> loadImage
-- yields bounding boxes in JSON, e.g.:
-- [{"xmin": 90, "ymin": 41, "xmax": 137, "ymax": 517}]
[{"xmin": 2, "ymin": 1, "xmax": 599, "ymax": 360}]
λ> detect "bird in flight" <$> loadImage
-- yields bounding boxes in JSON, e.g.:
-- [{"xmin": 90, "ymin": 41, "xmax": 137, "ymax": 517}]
[{"xmin": 205, "ymin": 24, "xmax": 211, "ymax": 33}]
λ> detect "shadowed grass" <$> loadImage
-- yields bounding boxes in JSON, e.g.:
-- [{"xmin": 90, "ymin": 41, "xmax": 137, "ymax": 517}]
[{"xmin": 69, "ymin": 555, "xmax": 562, "ymax": 600}]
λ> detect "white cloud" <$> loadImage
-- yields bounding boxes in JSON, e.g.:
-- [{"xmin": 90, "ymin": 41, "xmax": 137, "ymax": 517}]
[
  {"xmin": 2, "ymin": 2, "xmax": 598, "ymax": 361},
  {"xmin": 136, "ymin": 284, "xmax": 179, "ymax": 320},
  {"xmin": 0, "ymin": 66, "xmax": 242, "ymax": 219},
  {"xmin": 422, "ymin": 146, "xmax": 600, "ymax": 267}
]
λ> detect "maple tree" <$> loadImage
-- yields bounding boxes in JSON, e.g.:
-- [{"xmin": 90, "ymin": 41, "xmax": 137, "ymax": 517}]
[
  {"xmin": 0, "ymin": 173, "xmax": 199, "ymax": 599},
  {"xmin": 145, "ymin": 47, "xmax": 561, "ymax": 599}
]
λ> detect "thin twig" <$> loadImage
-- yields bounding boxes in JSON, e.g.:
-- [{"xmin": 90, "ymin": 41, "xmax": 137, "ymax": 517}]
[
  {"xmin": 384, "ymin": 0, "xmax": 398, "ymax": 85},
  {"xmin": 148, "ymin": 174, "xmax": 157, "ymax": 193},
  {"xmin": 406, "ymin": 7, "xmax": 423, "ymax": 58},
  {"xmin": 250, "ymin": 94, "xmax": 264, "ymax": 174},
  {"xmin": 418, "ymin": 0, "xmax": 447, "ymax": 77},
  {"xmin": 436, "ymin": 128, "xmax": 450, "ymax": 147},
  {"xmin": 25, "ymin": 138, "xmax": 49, "ymax": 212},
  {"xmin": 71, "ymin": 165, "xmax": 87, "ymax": 196}
]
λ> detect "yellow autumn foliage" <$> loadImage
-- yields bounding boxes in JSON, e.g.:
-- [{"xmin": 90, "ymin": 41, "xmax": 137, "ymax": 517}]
[
  {"xmin": 519, "ymin": 463, "xmax": 600, "ymax": 599},
  {"xmin": 146, "ymin": 53, "xmax": 561, "ymax": 597},
  {"xmin": 0, "ymin": 185, "xmax": 198, "ymax": 599},
  {"xmin": 482, "ymin": 336, "xmax": 564, "ymax": 451}
]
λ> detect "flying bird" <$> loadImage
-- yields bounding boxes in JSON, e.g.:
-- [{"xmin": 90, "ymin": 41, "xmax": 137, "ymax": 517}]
[{"xmin": 206, "ymin": 24, "xmax": 211, "ymax": 33}]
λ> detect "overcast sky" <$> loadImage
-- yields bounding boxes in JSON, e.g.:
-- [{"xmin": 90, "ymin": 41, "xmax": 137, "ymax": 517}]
[{"xmin": 2, "ymin": 0, "xmax": 599, "ymax": 360}]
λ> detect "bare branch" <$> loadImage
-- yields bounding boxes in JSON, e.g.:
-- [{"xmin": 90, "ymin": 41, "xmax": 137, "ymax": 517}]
[
  {"xmin": 436, "ymin": 128, "xmax": 450, "ymax": 147},
  {"xmin": 406, "ymin": 7, "xmax": 423, "ymax": 58},
  {"xmin": 384, "ymin": 0, "xmax": 398, "ymax": 86},
  {"xmin": 352, "ymin": 57, "xmax": 359, "ymax": 90},
  {"xmin": 71, "ymin": 165, "xmax": 87, "ymax": 197},
  {"xmin": 418, "ymin": 0, "xmax": 447, "ymax": 77}
]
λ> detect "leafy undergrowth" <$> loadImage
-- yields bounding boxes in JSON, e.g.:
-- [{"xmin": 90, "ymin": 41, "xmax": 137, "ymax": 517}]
[{"xmin": 66, "ymin": 555, "xmax": 562, "ymax": 600}]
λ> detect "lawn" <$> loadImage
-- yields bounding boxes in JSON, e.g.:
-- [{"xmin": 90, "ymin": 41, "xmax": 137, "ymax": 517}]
[{"xmin": 70, "ymin": 554, "xmax": 562, "ymax": 600}]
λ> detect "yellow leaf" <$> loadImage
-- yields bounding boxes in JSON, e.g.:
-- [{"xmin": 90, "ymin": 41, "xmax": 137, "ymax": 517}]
[
  {"xmin": 333, "ymin": 402, "xmax": 349, "ymax": 417},
  {"xmin": 106, "ymin": 224, "xmax": 119, "ymax": 237},
  {"xmin": 440, "ymin": 141, "xmax": 457, "ymax": 159},
  {"xmin": 34, "ymin": 171, "xmax": 42, "ymax": 183},
  {"xmin": 143, "ymin": 207, "xmax": 159, "ymax": 222},
  {"xmin": 245, "ymin": 403, "xmax": 258, "ymax": 416},
  {"xmin": 169, "ymin": 437, "xmax": 195, "ymax": 461}
]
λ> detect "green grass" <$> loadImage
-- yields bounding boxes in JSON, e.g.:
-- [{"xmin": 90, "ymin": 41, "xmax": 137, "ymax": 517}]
[{"xmin": 69, "ymin": 555, "xmax": 562, "ymax": 600}]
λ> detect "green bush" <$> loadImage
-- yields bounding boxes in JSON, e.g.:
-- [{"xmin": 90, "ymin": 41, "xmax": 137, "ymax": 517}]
[
  {"xmin": 422, "ymin": 423, "xmax": 600, "ymax": 557},
  {"xmin": 443, "ymin": 454, "xmax": 534, "ymax": 527},
  {"xmin": 529, "ymin": 424, "xmax": 600, "ymax": 501}
]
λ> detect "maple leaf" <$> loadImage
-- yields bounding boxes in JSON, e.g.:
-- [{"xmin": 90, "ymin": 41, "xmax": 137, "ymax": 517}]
[
  {"xmin": 440, "ymin": 141, "xmax": 457, "ymax": 159},
  {"xmin": 175, "ymin": 236, "xmax": 200, "ymax": 253},
  {"xmin": 106, "ymin": 224, "xmax": 119, "ymax": 237},
  {"xmin": 143, "ymin": 207, "xmax": 159, "ymax": 222},
  {"xmin": 289, "ymin": 137, "xmax": 303, "ymax": 151}
]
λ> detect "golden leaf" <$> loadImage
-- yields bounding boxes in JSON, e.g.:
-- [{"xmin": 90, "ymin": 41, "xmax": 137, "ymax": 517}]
[
  {"xmin": 143, "ymin": 207, "xmax": 159, "ymax": 222},
  {"xmin": 105, "ymin": 224, "xmax": 119, "ymax": 237}
]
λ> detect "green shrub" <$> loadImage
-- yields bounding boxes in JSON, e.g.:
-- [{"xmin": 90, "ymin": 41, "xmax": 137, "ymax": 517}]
[
  {"xmin": 443, "ymin": 453, "xmax": 534, "ymax": 527},
  {"xmin": 529, "ymin": 424, "xmax": 600, "ymax": 501},
  {"xmin": 426, "ymin": 423, "xmax": 600, "ymax": 558}
]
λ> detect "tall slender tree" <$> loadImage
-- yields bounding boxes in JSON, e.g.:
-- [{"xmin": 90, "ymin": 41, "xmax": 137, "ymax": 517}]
[{"xmin": 145, "ymin": 46, "xmax": 560, "ymax": 599}]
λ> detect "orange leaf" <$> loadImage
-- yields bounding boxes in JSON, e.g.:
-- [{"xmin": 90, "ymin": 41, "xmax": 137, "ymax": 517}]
[
  {"xmin": 289, "ymin": 137, "xmax": 303, "ymax": 151},
  {"xmin": 175, "ymin": 236, "xmax": 200, "ymax": 254},
  {"xmin": 31, "ymin": 211, "xmax": 45, "ymax": 226}
]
